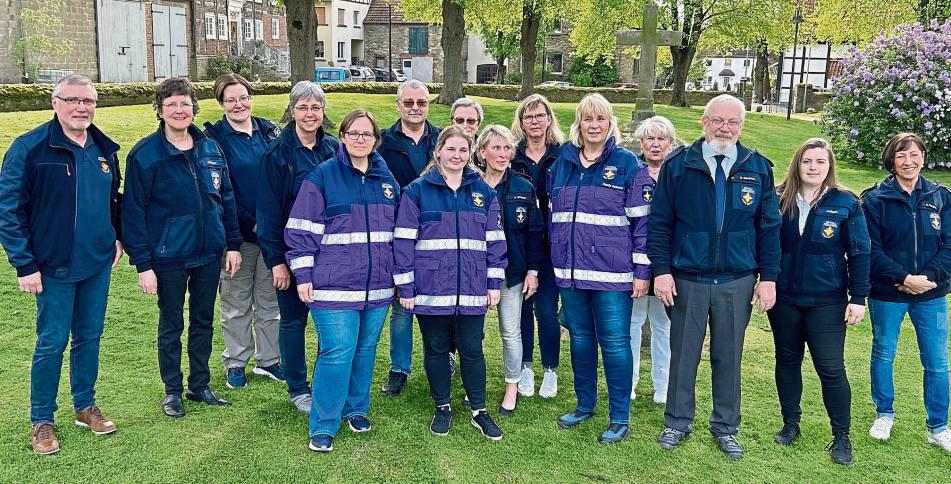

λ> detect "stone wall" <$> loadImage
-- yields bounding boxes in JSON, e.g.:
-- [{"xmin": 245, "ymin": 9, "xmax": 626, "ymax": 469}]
[
  {"xmin": 364, "ymin": 23, "xmax": 443, "ymax": 81},
  {"xmin": 0, "ymin": 0, "xmax": 99, "ymax": 83},
  {"xmin": 793, "ymin": 83, "xmax": 833, "ymax": 113}
]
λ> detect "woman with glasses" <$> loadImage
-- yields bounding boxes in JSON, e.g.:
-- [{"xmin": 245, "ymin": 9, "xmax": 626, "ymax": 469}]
[
  {"xmin": 257, "ymin": 81, "xmax": 340, "ymax": 413},
  {"xmin": 450, "ymin": 98, "xmax": 483, "ymax": 140},
  {"xmin": 393, "ymin": 126, "xmax": 508, "ymax": 440},
  {"xmin": 477, "ymin": 125, "xmax": 544, "ymax": 416},
  {"xmin": 203, "ymin": 73, "xmax": 284, "ymax": 389},
  {"xmin": 509, "ymin": 94, "xmax": 565, "ymax": 398},
  {"xmin": 123, "ymin": 77, "xmax": 242, "ymax": 417},
  {"xmin": 284, "ymin": 109, "xmax": 399, "ymax": 452}
]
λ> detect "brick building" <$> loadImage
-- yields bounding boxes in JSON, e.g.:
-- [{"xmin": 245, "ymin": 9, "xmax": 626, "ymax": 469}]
[
  {"xmin": 363, "ymin": 0, "xmax": 447, "ymax": 82},
  {"xmin": 192, "ymin": 0, "xmax": 289, "ymax": 79},
  {"xmin": 0, "ymin": 0, "xmax": 99, "ymax": 83}
]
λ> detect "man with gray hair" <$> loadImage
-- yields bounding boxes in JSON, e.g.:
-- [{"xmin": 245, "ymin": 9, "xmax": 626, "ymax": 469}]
[
  {"xmin": 0, "ymin": 75, "xmax": 124, "ymax": 454},
  {"xmin": 377, "ymin": 79, "xmax": 442, "ymax": 396},
  {"xmin": 647, "ymin": 94, "xmax": 781, "ymax": 459}
]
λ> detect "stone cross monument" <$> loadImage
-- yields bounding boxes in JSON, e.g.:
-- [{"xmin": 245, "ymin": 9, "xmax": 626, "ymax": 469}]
[{"xmin": 616, "ymin": 5, "xmax": 683, "ymax": 129}]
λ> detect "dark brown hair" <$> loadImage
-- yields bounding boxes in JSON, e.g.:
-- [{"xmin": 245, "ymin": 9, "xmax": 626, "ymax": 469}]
[
  {"xmin": 881, "ymin": 132, "xmax": 927, "ymax": 174},
  {"xmin": 213, "ymin": 73, "xmax": 252, "ymax": 104},
  {"xmin": 153, "ymin": 77, "xmax": 200, "ymax": 120},
  {"xmin": 338, "ymin": 109, "xmax": 381, "ymax": 151}
]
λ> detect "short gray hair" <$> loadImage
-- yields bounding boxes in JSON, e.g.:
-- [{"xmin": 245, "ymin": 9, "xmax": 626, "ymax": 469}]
[
  {"xmin": 450, "ymin": 97, "xmax": 484, "ymax": 123},
  {"xmin": 288, "ymin": 81, "xmax": 326, "ymax": 111},
  {"xmin": 52, "ymin": 74, "xmax": 95, "ymax": 99},
  {"xmin": 633, "ymin": 116, "xmax": 679, "ymax": 145},
  {"xmin": 703, "ymin": 94, "xmax": 746, "ymax": 122},
  {"xmin": 475, "ymin": 124, "xmax": 516, "ymax": 158},
  {"xmin": 396, "ymin": 79, "xmax": 429, "ymax": 99}
]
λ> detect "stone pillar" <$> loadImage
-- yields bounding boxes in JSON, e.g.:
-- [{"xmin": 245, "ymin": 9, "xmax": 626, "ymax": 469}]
[{"xmin": 793, "ymin": 83, "xmax": 814, "ymax": 114}]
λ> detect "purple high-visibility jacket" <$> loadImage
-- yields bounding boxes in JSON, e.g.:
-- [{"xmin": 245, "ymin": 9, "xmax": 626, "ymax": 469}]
[
  {"xmin": 284, "ymin": 147, "xmax": 399, "ymax": 310},
  {"xmin": 393, "ymin": 168, "xmax": 508, "ymax": 316},
  {"xmin": 630, "ymin": 165, "xmax": 655, "ymax": 281},
  {"xmin": 547, "ymin": 137, "xmax": 644, "ymax": 292}
]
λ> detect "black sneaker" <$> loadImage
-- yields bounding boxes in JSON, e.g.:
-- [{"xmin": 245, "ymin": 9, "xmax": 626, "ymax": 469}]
[
  {"xmin": 658, "ymin": 427, "xmax": 688, "ymax": 449},
  {"xmin": 826, "ymin": 432, "xmax": 854, "ymax": 465},
  {"xmin": 430, "ymin": 405, "xmax": 452, "ymax": 436},
  {"xmin": 381, "ymin": 371, "xmax": 407, "ymax": 396},
  {"xmin": 471, "ymin": 410, "xmax": 503, "ymax": 441},
  {"xmin": 774, "ymin": 422, "xmax": 801, "ymax": 446},
  {"xmin": 715, "ymin": 434, "xmax": 744, "ymax": 460},
  {"xmin": 348, "ymin": 415, "xmax": 372, "ymax": 433}
]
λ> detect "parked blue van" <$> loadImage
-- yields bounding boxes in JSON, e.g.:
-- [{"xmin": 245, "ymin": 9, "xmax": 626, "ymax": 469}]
[{"xmin": 315, "ymin": 67, "xmax": 352, "ymax": 83}]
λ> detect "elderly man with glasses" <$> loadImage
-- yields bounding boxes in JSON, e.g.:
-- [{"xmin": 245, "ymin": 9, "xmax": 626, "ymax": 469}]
[
  {"xmin": 0, "ymin": 75, "xmax": 124, "ymax": 454},
  {"xmin": 377, "ymin": 79, "xmax": 443, "ymax": 397}
]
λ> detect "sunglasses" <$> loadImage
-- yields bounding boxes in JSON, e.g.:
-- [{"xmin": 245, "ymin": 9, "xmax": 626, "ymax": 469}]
[
  {"xmin": 400, "ymin": 99, "xmax": 429, "ymax": 108},
  {"xmin": 453, "ymin": 117, "xmax": 479, "ymax": 126}
]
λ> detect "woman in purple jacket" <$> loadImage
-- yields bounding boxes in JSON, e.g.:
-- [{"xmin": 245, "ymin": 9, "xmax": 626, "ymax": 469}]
[
  {"xmin": 284, "ymin": 109, "xmax": 399, "ymax": 452},
  {"xmin": 393, "ymin": 126, "xmax": 508, "ymax": 441}
]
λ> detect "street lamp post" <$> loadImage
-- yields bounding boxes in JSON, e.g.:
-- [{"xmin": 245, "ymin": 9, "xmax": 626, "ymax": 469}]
[
  {"xmin": 388, "ymin": 2, "xmax": 393, "ymax": 81},
  {"xmin": 786, "ymin": 3, "xmax": 803, "ymax": 120}
]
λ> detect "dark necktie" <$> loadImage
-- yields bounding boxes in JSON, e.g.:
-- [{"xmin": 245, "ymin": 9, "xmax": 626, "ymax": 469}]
[{"xmin": 714, "ymin": 154, "xmax": 726, "ymax": 232}]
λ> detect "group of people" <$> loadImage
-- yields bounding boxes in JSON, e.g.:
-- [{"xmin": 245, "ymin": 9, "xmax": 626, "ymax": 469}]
[{"xmin": 1, "ymin": 75, "xmax": 949, "ymax": 465}]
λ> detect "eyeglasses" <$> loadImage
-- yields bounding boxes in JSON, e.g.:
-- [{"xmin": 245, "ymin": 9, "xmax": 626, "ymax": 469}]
[
  {"xmin": 55, "ymin": 96, "xmax": 97, "ymax": 107},
  {"xmin": 521, "ymin": 113, "xmax": 549, "ymax": 123},
  {"xmin": 705, "ymin": 117, "xmax": 742, "ymax": 129},
  {"xmin": 399, "ymin": 99, "xmax": 429, "ymax": 108},
  {"xmin": 223, "ymin": 95, "xmax": 251, "ymax": 106},
  {"xmin": 453, "ymin": 117, "xmax": 479, "ymax": 126},
  {"xmin": 294, "ymin": 105, "xmax": 324, "ymax": 113},
  {"xmin": 345, "ymin": 131, "xmax": 375, "ymax": 142},
  {"xmin": 162, "ymin": 102, "xmax": 194, "ymax": 110}
]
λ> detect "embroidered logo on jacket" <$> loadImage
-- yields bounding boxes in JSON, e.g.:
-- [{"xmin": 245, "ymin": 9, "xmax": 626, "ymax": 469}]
[
  {"xmin": 211, "ymin": 170, "xmax": 221, "ymax": 190},
  {"xmin": 931, "ymin": 212, "xmax": 942, "ymax": 230},
  {"xmin": 642, "ymin": 185, "xmax": 653, "ymax": 203},
  {"xmin": 740, "ymin": 186, "xmax": 755, "ymax": 206},
  {"xmin": 98, "ymin": 156, "xmax": 110, "ymax": 173},
  {"xmin": 516, "ymin": 206, "xmax": 527, "ymax": 223},
  {"xmin": 382, "ymin": 183, "xmax": 394, "ymax": 199},
  {"xmin": 822, "ymin": 220, "xmax": 838, "ymax": 239},
  {"xmin": 472, "ymin": 192, "xmax": 484, "ymax": 207},
  {"xmin": 603, "ymin": 165, "xmax": 617, "ymax": 180}
]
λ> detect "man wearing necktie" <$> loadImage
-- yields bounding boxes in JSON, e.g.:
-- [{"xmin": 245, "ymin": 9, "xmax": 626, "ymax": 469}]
[{"xmin": 646, "ymin": 95, "xmax": 782, "ymax": 459}]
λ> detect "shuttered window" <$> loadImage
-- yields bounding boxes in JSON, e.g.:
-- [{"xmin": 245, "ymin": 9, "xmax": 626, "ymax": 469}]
[{"xmin": 409, "ymin": 27, "xmax": 428, "ymax": 54}]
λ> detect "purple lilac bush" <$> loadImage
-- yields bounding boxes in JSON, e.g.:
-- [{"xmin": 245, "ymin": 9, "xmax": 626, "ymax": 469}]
[{"xmin": 820, "ymin": 20, "xmax": 951, "ymax": 169}]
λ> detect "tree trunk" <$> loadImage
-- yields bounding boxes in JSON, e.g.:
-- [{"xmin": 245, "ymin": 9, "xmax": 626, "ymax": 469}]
[
  {"xmin": 282, "ymin": 0, "xmax": 316, "ymax": 123},
  {"xmin": 495, "ymin": 57, "xmax": 506, "ymax": 84},
  {"xmin": 753, "ymin": 39, "xmax": 770, "ymax": 103},
  {"xmin": 435, "ymin": 0, "xmax": 465, "ymax": 105},
  {"xmin": 516, "ymin": 2, "xmax": 541, "ymax": 100},
  {"xmin": 668, "ymin": 44, "xmax": 696, "ymax": 107}
]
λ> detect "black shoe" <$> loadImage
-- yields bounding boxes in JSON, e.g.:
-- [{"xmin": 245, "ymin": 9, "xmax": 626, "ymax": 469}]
[
  {"xmin": 715, "ymin": 434, "xmax": 744, "ymax": 460},
  {"xmin": 430, "ymin": 405, "xmax": 453, "ymax": 436},
  {"xmin": 471, "ymin": 410, "xmax": 503, "ymax": 441},
  {"xmin": 774, "ymin": 422, "xmax": 801, "ymax": 446},
  {"xmin": 826, "ymin": 432, "xmax": 854, "ymax": 465},
  {"xmin": 658, "ymin": 427, "xmax": 688, "ymax": 449},
  {"xmin": 381, "ymin": 371, "xmax": 407, "ymax": 396},
  {"xmin": 161, "ymin": 394, "xmax": 185, "ymax": 418},
  {"xmin": 498, "ymin": 401, "xmax": 516, "ymax": 417},
  {"xmin": 185, "ymin": 388, "xmax": 231, "ymax": 406}
]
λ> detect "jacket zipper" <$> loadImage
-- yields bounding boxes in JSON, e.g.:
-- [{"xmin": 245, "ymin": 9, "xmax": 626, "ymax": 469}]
[
  {"xmin": 454, "ymin": 190, "xmax": 462, "ymax": 313},
  {"xmin": 911, "ymin": 202, "xmax": 919, "ymax": 273},
  {"xmin": 362, "ymin": 175, "xmax": 372, "ymax": 306},
  {"xmin": 188, "ymin": 154, "xmax": 205, "ymax": 257},
  {"xmin": 569, "ymin": 172, "xmax": 584, "ymax": 288}
]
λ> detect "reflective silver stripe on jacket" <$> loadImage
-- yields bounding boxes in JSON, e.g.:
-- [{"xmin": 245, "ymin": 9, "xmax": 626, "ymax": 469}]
[
  {"xmin": 633, "ymin": 253, "xmax": 651, "ymax": 265},
  {"xmin": 393, "ymin": 271, "xmax": 415, "ymax": 285},
  {"xmin": 550, "ymin": 211, "xmax": 629, "ymax": 226},
  {"xmin": 414, "ymin": 294, "xmax": 487, "ymax": 307},
  {"xmin": 487, "ymin": 267, "xmax": 505, "ymax": 279},
  {"xmin": 286, "ymin": 218, "xmax": 325, "ymax": 235},
  {"xmin": 394, "ymin": 227, "xmax": 418, "ymax": 239},
  {"xmin": 321, "ymin": 231, "xmax": 394, "ymax": 245},
  {"xmin": 288, "ymin": 256, "xmax": 314, "ymax": 270},
  {"xmin": 416, "ymin": 238, "xmax": 487, "ymax": 251},
  {"xmin": 553, "ymin": 267, "xmax": 634, "ymax": 283},
  {"xmin": 626, "ymin": 205, "xmax": 650, "ymax": 217},
  {"xmin": 312, "ymin": 288, "xmax": 395, "ymax": 302}
]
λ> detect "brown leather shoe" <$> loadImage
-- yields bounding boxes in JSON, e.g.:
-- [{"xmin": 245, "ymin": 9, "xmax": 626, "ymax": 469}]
[
  {"xmin": 30, "ymin": 423, "xmax": 59, "ymax": 455},
  {"xmin": 74, "ymin": 406, "xmax": 117, "ymax": 435}
]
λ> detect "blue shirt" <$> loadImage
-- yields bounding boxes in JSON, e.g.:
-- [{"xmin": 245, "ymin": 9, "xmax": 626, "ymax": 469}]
[
  {"xmin": 701, "ymin": 141, "xmax": 738, "ymax": 179},
  {"xmin": 216, "ymin": 118, "xmax": 270, "ymax": 237},
  {"xmin": 398, "ymin": 123, "xmax": 434, "ymax": 175},
  {"xmin": 64, "ymin": 137, "xmax": 115, "ymax": 281}
]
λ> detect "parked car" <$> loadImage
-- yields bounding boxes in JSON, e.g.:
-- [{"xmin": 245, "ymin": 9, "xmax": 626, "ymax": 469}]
[
  {"xmin": 372, "ymin": 68, "xmax": 389, "ymax": 82},
  {"xmin": 315, "ymin": 67, "xmax": 352, "ymax": 83},
  {"xmin": 538, "ymin": 81, "xmax": 573, "ymax": 87},
  {"xmin": 348, "ymin": 66, "xmax": 375, "ymax": 82}
]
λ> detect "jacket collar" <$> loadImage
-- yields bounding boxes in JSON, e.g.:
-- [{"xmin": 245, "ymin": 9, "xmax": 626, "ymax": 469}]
[
  {"xmin": 335, "ymin": 143, "xmax": 389, "ymax": 178},
  {"xmin": 561, "ymin": 136, "xmax": 618, "ymax": 170},
  {"xmin": 878, "ymin": 175, "xmax": 938, "ymax": 200},
  {"xmin": 281, "ymin": 121, "xmax": 328, "ymax": 151},
  {"xmin": 157, "ymin": 121, "xmax": 208, "ymax": 158},
  {"xmin": 423, "ymin": 166, "xmax": 482, "ymax": 189},
  {"xmin": 47, "ymin": 115, "xmax": 120, "ymax": 156},
  {"xmin": 683, "ymin": 138, "xmax": 754, "ymax": 174}
]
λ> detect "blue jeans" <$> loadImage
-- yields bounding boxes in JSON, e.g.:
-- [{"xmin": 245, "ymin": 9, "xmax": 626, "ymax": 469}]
[
  {"xmin": 560, "ymin": 288, "xmax": 634, "ymax": 424},
  {"xmin": 520, "ymin": 264, "xmax": 561, "ymax": 368},
  {"xmin": 869, "ymin": 297, "xmax": 949, "ymax": 432},
  {"xmin": 276, "ymin": 284, "xmax": 311, "ymax": 397},
  {"xmin": 31, "ymin": 268, "xmax": 112, "ymax": 424},
  {"xmin": 309, "ymin": 306, "xmax": 388, "ymax": 437},
  {"xmin": 388, "ymin": 300, "xmax": 414, "ymax": 374}
]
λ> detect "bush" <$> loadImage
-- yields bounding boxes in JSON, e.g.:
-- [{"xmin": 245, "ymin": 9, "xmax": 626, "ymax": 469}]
[
  {"xmin": 206, "ymin": 54, "xmax": 254, "ymax": 80},
  {"xmin": 820, "ymin": 20, "xmax": 951, "ymax": 169},
  {"xmin": 504, "ymin": 71, "xmax": 522, "ymax": 85},
  {"xmin": 568, "ymin": 56, "xmax": 619, "ymax": 88}
]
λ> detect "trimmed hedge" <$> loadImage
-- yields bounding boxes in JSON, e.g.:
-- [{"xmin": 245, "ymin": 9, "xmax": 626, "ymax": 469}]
[{"xmin": 0, "ymin": 81, "xmax": 730, "ymax": 112}]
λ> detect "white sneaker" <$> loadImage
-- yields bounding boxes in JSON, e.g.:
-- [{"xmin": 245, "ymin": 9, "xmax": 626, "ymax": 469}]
[
  {"xmin": 869, "ymin": 416, "xmax": 894, "ymax": 441},
  {"xmin": 630, "ymin": 389, "xmax": 637, "ymax": 401},
  {"xmin": 653, "ymin": 390, "xmax": 667, "ymax": 405},
  {"xmin": 518, "ymin": 367, "xmax": 535, "ymax": 397},
  {"xmin": 291, "ymin": 394, "xmax": 312, "ymax": 414},
  {"xmin": 927, "ymin": 429, "xmax": 951, "ymax": 451},
  {"xmin": 539, "ymin": 369, "xmax": 558, "ymax": 398}
]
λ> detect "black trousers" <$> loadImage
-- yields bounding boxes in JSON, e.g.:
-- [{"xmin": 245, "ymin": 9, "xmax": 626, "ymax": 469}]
[
  {"xmin": 767, "ymin": 301, "xmax": 851, "ymax": 435},
  {"xmin": 156, "ymin": 260, "xmax": 221, "ymax": 395},
  {"xmin": 417, "ymin": 314, "xmax": 487, "ymax": 409}
]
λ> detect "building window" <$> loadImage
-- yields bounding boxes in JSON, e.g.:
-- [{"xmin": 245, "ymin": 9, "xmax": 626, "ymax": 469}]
[
  {"xmin": 408, "ymin": 26, "xmax": 428, "ymax": 54},
  {"xmin": 217, "ymin": 14, "xmax": 228, "ymax": 40},
  {"xmin": 337, "ymin": 41, "xmax": 345, "ymax": 60},
  {"xmin": 255, "ymin": 19, "xmax": 263, "ymax": 40},
  {"xmin": 724, "ymin": 58, "xmax": 732, "ymax": 67},
  {"xmin": 704, "ymin": 58, "xmax": 712, "ymax": 66},
  {"xmin": 337, "ymin": 8, "xmax": 346, "ymax": 26},
  {"xmin": 316, "ymin": 6, "xmax": 327, "ymax": 25},
  {"xmin": 743, "ymin": 59, "xmax": 751, "ymax": 67},
  {"xmin": 375, "ymin": 56, "xmax": 385, "ymax": 68},
  {"xmin": 553, "ymin": 19, "xmax": 564, "ymax": 33},
  {"xmin": 204, "ymin": 13, "xmax": 216, "ymax": 40},
  {"xmin": 547, "ymin": 52, "xmax": 563, "ymax": 74},
  {"xmin": 244, "ymin": 19, "xmax": 253, "ymax": 41},
  {"xmin": 316, "ymin": 41, "xmax": 325, "ymax": 59},
  {"xmin": 272, "ymin": 18, "xmax": 280, "ymax": 39},
  {"xmin": 353, "ymin": 10, "xmax": 359, "ymax": 27}
]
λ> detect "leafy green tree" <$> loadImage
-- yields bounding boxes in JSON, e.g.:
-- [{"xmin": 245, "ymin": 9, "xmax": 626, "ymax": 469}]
[
  {"xmin": 568, "ymin": 56, "xmax": 619, "ymax": 86},
  {"xmin": 12, "ymin": 0, "xmax": 75, "ymax": 82}
]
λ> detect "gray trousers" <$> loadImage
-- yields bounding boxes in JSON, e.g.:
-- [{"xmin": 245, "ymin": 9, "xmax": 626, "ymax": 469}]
[
  {"xmin": 219, "ymin": 242, "xmax": 281, "ymax": 368},
  {"xmin": 497, "ymin": 283, "xmax": 524, "ymax": 383},
  {"xmin": 664, "ymin": 274, "xmax": 754, "ymax": 437}
]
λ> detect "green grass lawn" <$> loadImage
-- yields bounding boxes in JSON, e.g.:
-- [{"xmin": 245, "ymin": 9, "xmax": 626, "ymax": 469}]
[{"xmin": 0, "ymin": 94, "xmax": 949, "ymax": 482}]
